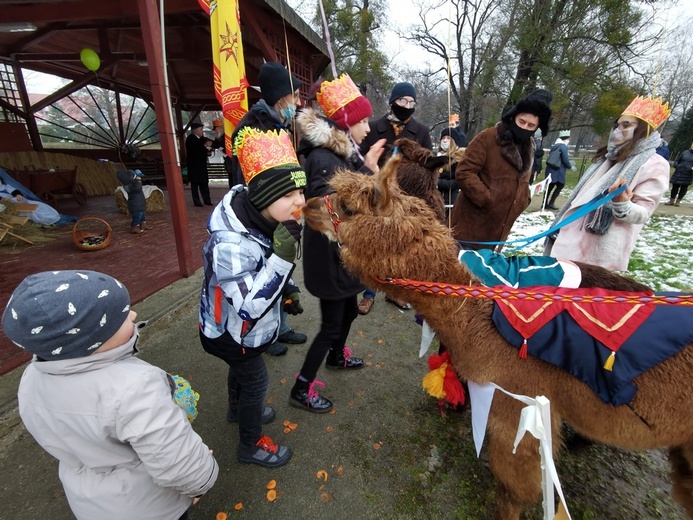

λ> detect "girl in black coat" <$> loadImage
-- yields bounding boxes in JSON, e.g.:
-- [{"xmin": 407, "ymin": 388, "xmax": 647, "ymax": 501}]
[
  {"xmin": 436, "ymin": 128, "xmax": 466, "ymax": 221},
  {"xmin": 291, "ymin": 75, "xmax": 384, "ymax": 413}
]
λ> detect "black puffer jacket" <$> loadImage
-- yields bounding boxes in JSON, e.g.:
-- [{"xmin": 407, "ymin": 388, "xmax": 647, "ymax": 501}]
[
  {"xmin": 296, "ymin": 108, "xmax": 368, "ymax": 300},
  {"xmin": 672, "ymin": 149, "xmax": 693, "ymax": 185}
]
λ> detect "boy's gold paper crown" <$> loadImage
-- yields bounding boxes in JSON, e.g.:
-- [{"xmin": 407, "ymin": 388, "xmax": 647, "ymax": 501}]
[
  {"xmin": 234, "ymin": 128, "xmax": 300, "ymax": 184},
  {"xmin": 316, "ymin": 74, "xmax": 362, "ymax": 118},
  {"xmin": 622, "ymin": 96, "xmax": 671, "ymax": 129}
]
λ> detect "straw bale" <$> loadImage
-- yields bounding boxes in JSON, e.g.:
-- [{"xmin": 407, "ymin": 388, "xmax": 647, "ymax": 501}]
[
  {"xmin": 0, "ymin": 152, "xmax": 120, "ymax": 196},
  {"xmin": 146, "ymin": 189, "xmax": 166, "ymax": 212},
  {"xmin": 114, "ymin": 189, "xmax": 128, "ymax": 214},
  {"xmin": 114, "ymin": 186, "xmax": 166, "ymax": 214}
]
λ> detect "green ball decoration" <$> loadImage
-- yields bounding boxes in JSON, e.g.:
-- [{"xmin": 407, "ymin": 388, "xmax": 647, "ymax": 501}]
[{"xmin": 80, "ymin": 48, "xmax": 100, "ymax": 72}]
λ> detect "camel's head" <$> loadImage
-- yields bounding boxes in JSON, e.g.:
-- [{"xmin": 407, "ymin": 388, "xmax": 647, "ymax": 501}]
[{"xmin": 302, "ymin": 155, "xmax": 460, "ymax": 284}]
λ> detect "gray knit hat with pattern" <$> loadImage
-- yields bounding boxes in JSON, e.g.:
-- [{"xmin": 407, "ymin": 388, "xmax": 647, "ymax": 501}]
[{"xmin": 2, "ymin": 270, "xmax": 131, "ymax": 360}]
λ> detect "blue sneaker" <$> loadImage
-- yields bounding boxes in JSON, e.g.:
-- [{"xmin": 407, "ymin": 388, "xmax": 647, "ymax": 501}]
[{"xmin": 237, "ymin": 435, "xmax": 292, "ymax": 468}]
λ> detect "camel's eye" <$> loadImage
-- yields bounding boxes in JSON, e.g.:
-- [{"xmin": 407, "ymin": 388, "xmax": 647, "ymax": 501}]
[{"xmin": 339, "ymin": 200, "xmax": 354, "ymax": 217}]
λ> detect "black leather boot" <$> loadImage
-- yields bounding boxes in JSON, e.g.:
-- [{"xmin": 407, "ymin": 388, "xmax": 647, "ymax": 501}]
[
  {"xmin": 325, "ymin": 348, "xmax": 365, "ymax": 370},
  {"xmin": 289, "ymin": 379, "xmax": 333, "ymax": 413}
]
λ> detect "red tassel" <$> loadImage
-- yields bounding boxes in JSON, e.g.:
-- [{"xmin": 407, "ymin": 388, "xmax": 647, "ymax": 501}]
[
  {"xmin": 443, "ymin": 364, "xmax": 465, "ymax": 406},
  {"xmin": 518, "ymin": 338, "xmax": 528, "ymax": 359},
  {"xmin": 427, "ymin": 351, "xmax": 449, "ymax": 370}
]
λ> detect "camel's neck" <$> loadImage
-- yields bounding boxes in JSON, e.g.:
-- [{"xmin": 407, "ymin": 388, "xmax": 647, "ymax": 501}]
[{"xmin": 368, "ymin": 239, "xmax": 481, "ymax": 317}]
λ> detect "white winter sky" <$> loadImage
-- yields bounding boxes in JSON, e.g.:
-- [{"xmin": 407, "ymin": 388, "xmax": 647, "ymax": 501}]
[
  {"xmin": 285, "ymin": 0, "xmax": 693, "ymax": 80},
  {"xmin": 22, "ymin": 0, "xmax": 693, "ymax": 94}
]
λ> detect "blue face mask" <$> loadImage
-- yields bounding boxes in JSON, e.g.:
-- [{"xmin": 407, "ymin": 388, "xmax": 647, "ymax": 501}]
[{"xmin": 280, "ymin": 103, "xmax": 297, "ymax": 122}]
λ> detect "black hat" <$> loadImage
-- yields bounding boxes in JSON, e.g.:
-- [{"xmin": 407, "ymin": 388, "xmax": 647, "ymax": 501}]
[
  {"xmin": 258, "ymin": 62, "xmax": 303, "ymax": 107},
  {"xmin": 190, "ymin": 122, "xmax": 204, "ymax": 130},
  {"xmin": 440, "ymin": 128, "xmax": 451, "ymax": 139},
  {"xmin": 502, "ymin": 89, "xmax": 553, "ymax": 136},
  {"xmin": 389, "ymin": 82, "xmax": 417, "ymax": 104}
]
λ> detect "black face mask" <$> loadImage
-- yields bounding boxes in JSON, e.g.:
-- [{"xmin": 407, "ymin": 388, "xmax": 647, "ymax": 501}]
[
  {"xmin": 391, "ymin": 104, "xmax": 415, "ymax": 122},
  {"xmin": 509, "ymin": 119, "xmax": 535, "ymax": 144}
]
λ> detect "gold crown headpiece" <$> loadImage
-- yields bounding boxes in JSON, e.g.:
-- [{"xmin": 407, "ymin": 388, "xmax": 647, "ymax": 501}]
[
  {"xmin": 621, "ymin": 96, "xmax": 671, "ymax": 129},
  {"xmin": 234, "ymin": 128, "xmax": 300, "ymax": 184},
  {"xmin": 316, "ymin": 74, "xmax": 362, "ymax": 118}
]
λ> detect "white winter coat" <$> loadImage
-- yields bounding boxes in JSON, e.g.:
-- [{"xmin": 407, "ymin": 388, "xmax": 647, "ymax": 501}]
[{"xmin": 17, "ymin": 333, "xmax": 218, "ymax": 520}]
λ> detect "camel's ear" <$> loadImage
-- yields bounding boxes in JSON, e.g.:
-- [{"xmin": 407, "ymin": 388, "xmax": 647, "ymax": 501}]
[
  {"xmin": 395, "ymin": 137, "xmax": 447, "ymax": 170},
  {"xmin": 372, "ymin": 155, "xmax": 401, "ymax": 214},
  {"xmin": 394, "ymin": 137, "xmax": 428, "ymax": 163},
  {"xmin": 421, "ymin": 155, "xmax": 449, "ymax": 169}
]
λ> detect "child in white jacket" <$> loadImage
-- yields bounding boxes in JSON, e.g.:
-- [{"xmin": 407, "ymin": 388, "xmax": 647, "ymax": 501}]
[{"xmin": 2, "ymin": 270, "xmax": 218, "ymax": 520}]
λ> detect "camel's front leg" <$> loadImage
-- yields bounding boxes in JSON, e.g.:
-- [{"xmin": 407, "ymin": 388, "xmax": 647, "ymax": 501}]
[{"xmin": 487, "ymin": 393, "xmax": 548, "ymax": 520}]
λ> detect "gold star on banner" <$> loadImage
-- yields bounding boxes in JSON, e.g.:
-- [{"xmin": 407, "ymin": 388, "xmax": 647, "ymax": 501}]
[{"xmin": 219, "ymin": 21, "xmax": 238, "ymax": 65}]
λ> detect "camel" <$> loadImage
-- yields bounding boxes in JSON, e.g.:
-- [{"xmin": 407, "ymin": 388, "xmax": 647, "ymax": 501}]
[
  {"xmin": 391, "ymin": 137, "xmax": 447, "ymax": 223},
  {"xmin": 302, "ymin": 155, "xmax": 693, "ymax": 520}
]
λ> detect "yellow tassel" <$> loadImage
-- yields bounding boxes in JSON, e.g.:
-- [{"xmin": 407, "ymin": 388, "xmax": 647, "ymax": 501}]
[
  {"xmin": 603, "ymin": 351, "xmax": 616, "ymax": 371},
  {"xmin": 422, "ymin": 362, "xmax": 448, "ymax": 399}
]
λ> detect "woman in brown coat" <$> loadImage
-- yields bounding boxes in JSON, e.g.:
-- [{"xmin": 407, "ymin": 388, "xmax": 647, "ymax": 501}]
[{"xmin": 450, "ymin": 90, "xmax": 553, "ymax": 250}]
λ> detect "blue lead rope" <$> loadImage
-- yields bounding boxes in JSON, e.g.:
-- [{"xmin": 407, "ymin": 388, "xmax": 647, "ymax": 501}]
[{"xmin": 457, "ymin": 184, "xmax": 627, "ymax": 252}]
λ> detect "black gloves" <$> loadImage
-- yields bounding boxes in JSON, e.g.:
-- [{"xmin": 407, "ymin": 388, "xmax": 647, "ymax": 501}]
[{"xmin": 283, "ymin": 292, "xmax": 304, "ymax": 315}]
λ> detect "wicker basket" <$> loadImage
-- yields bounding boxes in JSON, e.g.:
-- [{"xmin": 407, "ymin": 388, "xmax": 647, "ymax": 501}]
[{"xmin": 73, "ymin": 217, "xmax": 112, "ymax": 251}]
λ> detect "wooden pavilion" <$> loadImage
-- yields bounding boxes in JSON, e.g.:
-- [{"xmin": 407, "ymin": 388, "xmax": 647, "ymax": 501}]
[
  {"xmin": 0, "ymin": 0, "xmax": 330, "ymax": 276},
  {"xmin": 0, "ymin": 0, "xmax": 330, "ymax": 374}
]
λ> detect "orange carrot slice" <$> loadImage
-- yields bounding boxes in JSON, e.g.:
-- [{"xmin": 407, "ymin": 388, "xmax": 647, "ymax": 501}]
[
  {"xmin": 267, "ymin": 480, "xmax": 277, "ymax": 490},
  {"xmin": 266, "ymin": 489, "xmax": 277, "ymax": 501}
]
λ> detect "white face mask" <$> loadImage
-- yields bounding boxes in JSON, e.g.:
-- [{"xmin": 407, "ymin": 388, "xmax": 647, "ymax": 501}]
[
  {"xmin": 608, "ymin": 123, "xmax": 636, "ymax": 149},
  {"xmin": 440, "ymin": 140, "xmax": 450, "ymax": 151}
]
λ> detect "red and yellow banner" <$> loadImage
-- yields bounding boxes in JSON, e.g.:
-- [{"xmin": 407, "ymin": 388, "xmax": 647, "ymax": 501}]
[{"xmin": 198, "ymin": 0, "xmax": 249, "ymax": 152}]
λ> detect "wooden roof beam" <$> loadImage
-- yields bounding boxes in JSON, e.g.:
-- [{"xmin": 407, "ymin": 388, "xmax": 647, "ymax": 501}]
[
  {"xmin": 1, "ymin": 0, "xmax": 195, "ymax": 23},
  {"xmin": 241, "ymin": 4, "xmax": 278, "ymax": 62}
]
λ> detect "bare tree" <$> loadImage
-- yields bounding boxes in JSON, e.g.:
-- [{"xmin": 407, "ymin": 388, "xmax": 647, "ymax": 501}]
[
  {"xmin": 642, "ymin": 18, "xmax": 693, "ymax": 135},
  {"xmin": 401, "ymin": 0, "xmax": 668, "ymax": 141},
  {"xmin": 401, "ymin": 0, "xmax": 515, "ymax": 137}
]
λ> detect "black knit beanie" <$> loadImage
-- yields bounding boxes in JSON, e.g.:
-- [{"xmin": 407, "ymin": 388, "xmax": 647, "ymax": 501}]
[
  {"xmin": 389, "ymin": 82, "xmax": 417, "ymax": 104},
  {"xmin": 258, "ymin": 62, "xmax": 303, "ymax": 107},
  {"xmin": 247, "ymin": 165, "xmax": 307, "ymax": 210}
]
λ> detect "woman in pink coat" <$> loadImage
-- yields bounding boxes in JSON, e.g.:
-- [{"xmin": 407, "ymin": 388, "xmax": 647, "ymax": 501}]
[{"xmin": 545, "ymin": 96, "xmax": 670, "ymax": 271}]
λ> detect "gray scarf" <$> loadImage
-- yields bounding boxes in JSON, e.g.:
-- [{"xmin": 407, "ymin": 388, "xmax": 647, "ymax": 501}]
[{"xmin": 552, "ymin": 131, "xmax": 660, "ymax": 235}]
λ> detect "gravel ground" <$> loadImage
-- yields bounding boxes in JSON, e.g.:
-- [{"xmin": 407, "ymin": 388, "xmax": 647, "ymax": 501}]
[{"xmin": 0, "ymin": 253, "xmax": 688, "ymax": 520}]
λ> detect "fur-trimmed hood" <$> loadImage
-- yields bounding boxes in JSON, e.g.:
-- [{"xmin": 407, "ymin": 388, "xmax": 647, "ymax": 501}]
[
  {"xmin": 495, "ymin": 122, "xmax": 535, "ymax": 174},
  {"xmin": 296, "ymin": 107, "xmax": 355, "ymax": 160}
]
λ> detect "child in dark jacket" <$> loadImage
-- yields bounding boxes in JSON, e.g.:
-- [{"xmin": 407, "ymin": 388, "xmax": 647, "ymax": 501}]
[
  {"xmin": 117, "ymin": 169, "xmax": 149, "ymax": 234},
  {"xmin": 292, "ymin": 74, "xmax": 385, "ymax": 412}
]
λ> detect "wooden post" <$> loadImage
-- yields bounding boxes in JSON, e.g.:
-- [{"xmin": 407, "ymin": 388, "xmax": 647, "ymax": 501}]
[
  {"xmin": 137, "ymin": 0, "xmax": 195, "ymax": 277},
  {"xmin": 12, "ymin": 61, "xmax": 43, "ymax": 151}
]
